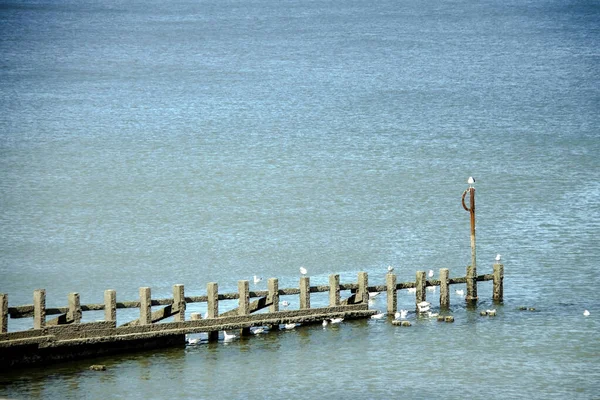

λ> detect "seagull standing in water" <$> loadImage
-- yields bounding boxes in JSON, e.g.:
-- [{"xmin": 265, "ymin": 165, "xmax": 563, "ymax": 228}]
[
  {"xmin": 584, "ymin": 310, "xmax": 590, "ymax": 316},
  {"xmin": 330, "ymin": 317, "xmax": 344, "ymax": 324},
  {"xmin": 223, "ymin": 331, "xmax": 237, "ymax": 341},
  {"xmin": 394, "ymin": 309, "xmax": 408, "ymax": 320},
  {"xmin": 371, "ymin": 311, "xmax": 385, "ymax": 320},
  {"xmin": 300, "ymin": 266, "xmax": 307, "ymax": 276}
]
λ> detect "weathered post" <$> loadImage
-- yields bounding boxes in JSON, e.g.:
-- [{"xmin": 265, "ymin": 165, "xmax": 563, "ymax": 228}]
[
  {"xmin": 462, "ymin": 177, "xmax": 478, "ymax": 303},
  {"xmin": 300, "ymin": 276, "xmax": 310, "ymax": 310},
  {"xmin": 329, "ymin": 274, "xmax": 340, "ymax": 306},
  {"xmin": 104, "ymin": 289, "xmax": 116, "ymax": 323},
  {"xmin": 173, "ymin": 284, "xmax": 185, "ymax": 322},
  {"xmin": 357, "ymin": 272, "xmax": 369, "ymax": 304},
  {"xmin": 239, "ymin": 280, "xmax": 251, "ymax": 336},
  {"xmin": 139, "ymin": 287, "xmax": 151, "ymax": 325},
  {"xmin": 68, "ymin": 292, "xmax": 82, "ymax": 324},
  {"xmin": 207, "ymin": 282, "xmax": 219, "ymax": 341},
  {"xmin": 268, "ymin": 278, "xmax": 279, "ymax": 312},
  {"xmin": 415, "ymin": 271, "xmax": 426, "ymax": 305},
  {"xmin": 386, "ymin": 273, "xmax": 397, "ymax": 314},
  {"xmin": 33, "ymin": 289, "xmax": 46, "ymax": 330},
  {"xmin": 493, "ymin": 263, "xmax": 504, "ymax": 303},
  {"xmin": 439, "ymin": 268, "xmax": 450, "ymax": 309},
  {"xmin": 0, "ymin": 293, "xmax": 7, "ymax": 333}
]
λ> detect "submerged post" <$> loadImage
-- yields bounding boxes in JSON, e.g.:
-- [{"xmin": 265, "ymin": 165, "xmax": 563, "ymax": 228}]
[
  {"xmin": 173, "ymin": 284, "xmax": 185, "ymax": 322},
  {"xmin": 68, "ymin": 292, "xmax": 82, "ymax": 324},
  {"xmin": 139, "ymin": 287, "xmax": 151, "ymax": 325},
  {"xmin": 329, "ymin": 274, "xmax": 340, "ymax": 306},
  {"xmin": 104, "ymin": 289, "xmax": 116, "ymax": 322},
  {"xmin": 300, "ymin": 276, "xmax": 310, "ymax": 309},
  {"xmin": 439, "ymin": 268, "xmax": 450, "ymax": 309},
  {"xmin": 386, "ymin": 273, "xmax": 397, "ymax": 314},
  {"xmin": 415, "ymin": 271, "xmax": 426, "ymax": 305},
  {"xmin": 33, "ymin": 289, "xmax": 46, "ymax": 330},
  {"xmin": 462, "ymin": 177, "xmax": 478, "ymax": 302},
  {"xmin": 493, "ymin": 263, "xmax": 504, "ymax": 303},
  {"xmin": 0, "ymin": 293, "xmax": 7, "ymax": 333}
]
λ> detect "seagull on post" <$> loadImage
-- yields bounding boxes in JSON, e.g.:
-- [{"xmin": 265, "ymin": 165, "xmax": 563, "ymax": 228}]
[
  {"xmin": 468, "ymin": 176, "xmax": 475, "ymax": 188},
  {"xmin": 495, "ymin": 254, "xmax": 502, "ymax": 263},
  {"xmin": 300, "ymin": 266, "xmax": 307, "ymax": 276}
]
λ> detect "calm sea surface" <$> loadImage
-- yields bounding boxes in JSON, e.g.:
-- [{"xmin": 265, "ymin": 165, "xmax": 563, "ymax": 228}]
[{"xmin": 1, "ymin": 0, "xmax": 599, "ymax": 398}]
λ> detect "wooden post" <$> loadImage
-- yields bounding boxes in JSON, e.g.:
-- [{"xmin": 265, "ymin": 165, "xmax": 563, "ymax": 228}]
[
  {"xmin": 34, "ymin": 289, "xmax": 46, "ymax": 329},
  {"xmin": 300, "ymin": 276, "xmax": 310, "ymax": 309},
  {"xmin": 415, "ymin": 271, "xmax": 426, "ymax": 306},
  {"xmin": 329, "ymin": 274, "xmax": 340, "ymax": 306},
  {"xmin": 439, "ymin": 268, "xmax": 450, "ymax": 309},
  {"xmin": 68, "ymin": 292, "xmax": 82, "ymax": 324},
  {"xmin": 357, "ymin": 272, "xmax": 368, "ymax": 304},
  {"xmin": 239, "ymin": 280, "xmax": 251, "ymax": 336},
  {"xmin": 466, "ymin": 265, "xmax": 478, "ymax": 303},
  {"xmin": 104, "ymin": 290, "xmax": 116, "ymax": 322},
  {"xmin": 0, "ymin": 293, "xmax": 7, "ymax": 333},
  {"xmin": 173, "ymin": 284, "xmax": 185, "ymax": 322},
  {"xmin": 139, "ymin": 287, "xmax": 152, "ymax": 325},
  {"xmin": 493, "ymin": 263, "xmax": 504, "ymax": 303},
  {"xmin": 386, "ymin": 273, "xmax": 397, "ymax": 314},
  {"xmin": 207, "ymin": 282, "xmax": 219, "ymax": 341},
  {"xmin": 268, "ymin": 278, "xmax": 279, "ymax": 312}
]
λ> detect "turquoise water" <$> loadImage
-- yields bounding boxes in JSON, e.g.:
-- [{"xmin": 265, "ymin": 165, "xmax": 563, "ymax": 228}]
[{"xmin": 1, "ymin": 0, "xmax": 599, "ymax": 398}]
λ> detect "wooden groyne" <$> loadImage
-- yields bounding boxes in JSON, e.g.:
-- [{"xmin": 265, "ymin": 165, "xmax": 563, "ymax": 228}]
[{"xmin": 0, "ymin": 264, "xmax": 503, "ymax": 370}]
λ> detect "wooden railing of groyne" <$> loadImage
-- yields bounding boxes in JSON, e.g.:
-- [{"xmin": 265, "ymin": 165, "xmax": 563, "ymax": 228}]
[{"xmin": 0, "ymin": 264, "xmax": 504, "ymax": 370}]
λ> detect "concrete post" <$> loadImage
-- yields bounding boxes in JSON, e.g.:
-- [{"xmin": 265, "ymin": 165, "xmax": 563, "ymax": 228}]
[
  {"xmin": 386, "ymin": 273, "xmax": 397, "ymax": 314},
  {"xmin": 439, "ymin": 268, "xmax": 450, "ymax": 309},
  {"xmin": 357, "ymin": 272, "xmax": 368, "ymax": 304},
  {"xmin": 34, "ymin": 289, "xmax": 46, "ymax": 330},
  {"xmin": 415, "ymin": 271, "xmax": 426, "ymax": 306},
  {"xmin": 268, "ymin": 278, "xmax": 279, "ymax": 312},
  {"xmin": 300, "ymin": 276, "xmax": 310, "ymax": 309},
  {"xmin": 493, "ymin": 263, "xmax": 504, "ymax": 303},
  {"xmin": 207, "ymin": 282, "xmax": 219, "ymax": 342},
  {"xmin": 0, "ymin": 293, "xmax": 7, "ymax": 333},
  {"xmin": 139, "ymin": 287, "xmax": 151, "ymax": 325},
  {"xmin": 104, "ymin": 290, "xmax": 116, "ymax": 322},
  {"xmin": 173, "ymin": 284, "xmax": 185, "ymax": 322},
  {"xmin": 238, "ymin": 280, "xmax": 251, "ymax": 336},
  {"xmin": 329, "ymin": 274, "xmax": 340, "ymax": 306},
  {"xmin": 68, "ymin": 292, "xmax": 82, "ymax": 324}
]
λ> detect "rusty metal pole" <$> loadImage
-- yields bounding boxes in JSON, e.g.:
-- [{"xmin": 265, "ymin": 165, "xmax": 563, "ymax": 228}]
[{"xmin": 462, "ymin": 177, "xmax": 478, "ymax": 302}]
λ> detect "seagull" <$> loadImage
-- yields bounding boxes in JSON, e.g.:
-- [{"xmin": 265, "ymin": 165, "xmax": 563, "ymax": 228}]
[
  {"xmin": 495, "ymin": 254, "xmax": 502, "ymax": 263},
  {"xmin": 583, "ymin": 310, "xmax": 590, "ymax": 316},
  {"xmin": 427, "ymin": 311, "xmax": 439, "ymax": 318},
  {"xmin": 252, "ymin": 327, "xmax": 266, "ymax": 334},
  {"xmin": 468, "ymin": 176, "xmax": 475, "ymax": 188},
  {"xmin": 284, "ymin": 323, "xmax": 297, "ymax": 330},
  {"xmin": 387, "ymin": 265, "xmax": 394, "ymax": 273},
  {"xmin": 330, "ymin": 317, "xmax": 344, "ymax": 324},
  {"xmin": 398, "ymin": 309, "xmax": 408, "ymax": 319},
  {"xmin": 253, "ymin": 275, "xmax": 262, "ymax": 285},
  {"xmin": 417, "ymin": 301, "xmax": 431, "ymax": 313},
  {"xmin": 428, "ymin": 269, "xmax": 434, "ymax": 278},
  {"xmin": 281, "ymin": 300, "xmax": 290, "ymax": 308},
  {"xmin": 407, "ymin": 287, "xmax": 416, "ymax": 293},
  {"xmin": 299, "ymin": 266, "xmax": 307, "ymax": 275},
  {"xmin": 486, "ymin": 309, "xmax": 497, "ymax": 316},
  {"xmin": 223, "ymin": 331, "xmax": 237, "ymax": 341},
  {"xmin": 186, "ymin": 335, "xmax": 201, "ymax": 345},
  {"xmin": 371, "ymin": 312, "xmax": 385, "ymax": 320},
  {"xmin": 369, "ymin": 292, "xmax": 380, "ymax": 299},
  {"xmin": 322, "ymin": 319, "xmax": 328, "ymax": 327},
  {"xmin": 455, "ymin": 289, "xmax": 465, "ymax": 296}
]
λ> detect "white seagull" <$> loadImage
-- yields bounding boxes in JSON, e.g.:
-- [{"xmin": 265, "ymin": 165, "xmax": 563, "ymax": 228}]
[
  {"xmin": 252, "ymin": 327, "xmax": 266, "ymax": 334},
  {"xmin": 417, "ymin": 301, "xmax": 431, "ymax": 313},
  {"xmin": 468, "ymin": 176, "xmax": 475, "ymax": 187},
  {"xmin": 583, "ymin": 310, "xmax": 590, "ymax": 316},
  {"xmin": 455, "ymin": 289, "xmax": 465, "ymax": 296},
  {"xmin": 428, "ymin": 269, "xmax": 434, "ymax": 278},
  {"xmin": 394, "ymin": 309, "xmax": 408, "ymax": 320},
  {"xmin": 186, "ymin": 335, "xmax": 201, "ymax": 345},
  {"xmin": 495, "ymin": 254, "xmax": 502, "ymax": 262},
  {"xmin": 407, "ymin": 287, "xmax": 416, "ymax": 293},
  {"xmin": 427, "ymin": 311, "xmax": 439, "ymax": 318},
  {"xmin": 300, "ymin": 266, "xmax": 307, "ymax": 275},
  {"xmin": 223, "ymin": 331, "xmax": 237, "ymax": 341},
  {"xmin": 369, "ymin": 292, "xmax": 380, "ymax": 299},
  {"xmin": 284, "ymin": 323, "xmax": 297, "ymax": 330},
  {"xmin": 371, "ymin": 312, "xmax": 385, "ymax": 320},
  {"xmin": 281, "ymin": 300, "xmax": 290, "ymax": 308},
  {"xmin": 330, "ymin": 317, "xmax": 344, "ymax": 324},
  {"xmin": 253, "ymin": 275, "xmax": 262, "ymax": 285},
  {"xmin": 387, "ymin": 265, "xmax": 394, "ymax": 273},
  {"xmin": 322, "ymin": 319, "xmax": 328, "ymax": 327}
]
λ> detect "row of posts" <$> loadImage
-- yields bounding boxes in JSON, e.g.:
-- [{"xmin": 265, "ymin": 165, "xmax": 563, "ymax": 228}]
[{"xmin": 0, "ymin": 266, "xmax": 503, "ymax": 334}]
